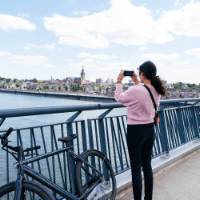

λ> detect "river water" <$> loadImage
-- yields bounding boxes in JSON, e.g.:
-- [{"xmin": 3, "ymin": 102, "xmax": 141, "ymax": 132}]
[
  {"xmin": 0, "ymin": 92, "xmax": 105, "ymax": 128},
  {"xmin": 0, "ymin": 92, "xmax": 126, "ymax": 186}
]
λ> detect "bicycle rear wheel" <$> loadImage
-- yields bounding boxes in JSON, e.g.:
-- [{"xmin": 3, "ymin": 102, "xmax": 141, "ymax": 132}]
[
  {"xmin": 76, "ymin": 150, "xmax": 116, "ymax": 200},
  {"xmin": 0, "ymin": 181, "xmax": 55, "ymax": 200}
]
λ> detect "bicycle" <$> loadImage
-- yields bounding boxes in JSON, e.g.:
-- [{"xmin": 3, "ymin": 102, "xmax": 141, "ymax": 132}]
[{"xmin": 0, "ymin": 128, "xmax": 117, "ymax": 200}]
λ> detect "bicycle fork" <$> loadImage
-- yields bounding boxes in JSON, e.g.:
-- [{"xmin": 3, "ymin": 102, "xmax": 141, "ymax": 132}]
[
  {"xmin": 14, "ymin": 148, "xmax": 26, "ymax": 200},
  {"xmin": 14, "ymin": 169, "xmax": 25, "ymax": 200}
]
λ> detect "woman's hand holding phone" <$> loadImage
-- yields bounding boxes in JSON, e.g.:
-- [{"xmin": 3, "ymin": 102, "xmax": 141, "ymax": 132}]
[
  {"xmin": 116, "ymin": 70, "xmax": 124, "ymax": 84},
  {"xmin": 131, "ymin": 73, "xmax": 140, "ymax": 85},
  {"xmin": 116, "ymin": 69, "xmax": 140, "ymax": 85}
]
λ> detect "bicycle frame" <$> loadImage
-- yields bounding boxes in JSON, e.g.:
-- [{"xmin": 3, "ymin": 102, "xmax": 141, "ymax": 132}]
[{"xmin": 11, "ymin": 146, "xmax": 103, "ymax": 200}]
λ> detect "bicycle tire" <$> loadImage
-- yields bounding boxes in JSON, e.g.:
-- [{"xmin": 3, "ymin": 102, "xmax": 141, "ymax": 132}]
[
  {"xmin": 76, "ymin": 149, "xmax": 116, "ymax": 200},
  {"xmin": 0, "ymin": 180, "xmax": 55, "ymax": 200}
]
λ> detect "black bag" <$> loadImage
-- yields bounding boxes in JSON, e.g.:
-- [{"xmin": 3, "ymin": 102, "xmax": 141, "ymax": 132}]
[{"xmin": 143, "ymin": 85, "xmax": 159, "ymax": 126}]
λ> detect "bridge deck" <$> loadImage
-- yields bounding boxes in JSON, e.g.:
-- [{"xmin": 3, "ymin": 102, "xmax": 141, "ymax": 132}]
[{"xmin": 117, "ymin": 148, "xmax": 200, "ymax": 200}]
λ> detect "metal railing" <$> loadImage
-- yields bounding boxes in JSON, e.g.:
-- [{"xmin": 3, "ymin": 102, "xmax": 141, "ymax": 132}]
[{"xmin": 0, "ymin": 98, "xmax": 200, "ymax": 195}]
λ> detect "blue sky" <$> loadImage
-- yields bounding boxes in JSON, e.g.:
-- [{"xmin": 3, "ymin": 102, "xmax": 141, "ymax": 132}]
[{"xmin": 0, "ymin": 0, "xmax": 200, "ymax": 83}]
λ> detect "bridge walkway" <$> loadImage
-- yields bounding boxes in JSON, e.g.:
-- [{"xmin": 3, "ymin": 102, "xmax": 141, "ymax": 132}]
[{"xmin": 117, "ymin": 148, "xmax": 200, "ymax": 200}]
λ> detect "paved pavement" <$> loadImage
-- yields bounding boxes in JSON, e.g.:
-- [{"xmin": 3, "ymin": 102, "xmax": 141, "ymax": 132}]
[{"xmin": 117, "ymin": 148, "xmax": 200, "ymax": 200}]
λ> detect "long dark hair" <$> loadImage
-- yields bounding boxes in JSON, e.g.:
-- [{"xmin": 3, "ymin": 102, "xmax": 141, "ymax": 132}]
[{"xmin": 139, "ymin": 61, "xmax": 166, "ymax": 95}]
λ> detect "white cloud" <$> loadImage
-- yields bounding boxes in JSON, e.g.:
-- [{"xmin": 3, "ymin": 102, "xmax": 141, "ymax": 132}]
[
  {"xmin": 10, "ymin": 55, "xmax": 48, "ymax": 65},
  {"xmin": 78, "ymin": 52, "xmax": 118, "ymax": 60},
  {"xmin": 185, "ymin": 48, "xmax": 200, "ymax": 58},
  {"xmin": 141, "ymin": 52, "xmax": 179, "ymax": 61},
  {"xmin": 58, "ymin": 33, "xmax": 109, "ymax": 49},
  {"xmin": 0, "ymin": 50, "xmax": 48, "ymax": 65},
  {"xmin": 0, "ymin": 14, "xmax": 36, "ymax": 31},
  {"xmin": 17, "ymin": 13, "xmax": 31, "ymax": 18},
  {"xmin": 138, "ymin": 46, "xmax": 149, "ymax": 51},
  {"xmin": 43, "ymin": 0, "xmax": 200, "ymax": 49},
  {"xmin": 159, "ymin": 1, "xmax": 200, "ymax": 37},
  {"xmin": 43, "ymin": 0, "xmax": 173, "ymax": 49},
  {"xmin": 73, "ymin": 11, "xmax": 90, "ymax": 16},
  {"xmin": 174, "ymin": 0, "xmax": 186, "ymax": 6},
  {"xmin": 0, "ymin": 50, "xmax": 10, "ymax": 57},
  {"xmin": 157, "ymin": 61, "xmax": 200, "ymax": 83},
  {"xmin": 24, "ymin": 43, "xmax": 56, "ymax": 51}
]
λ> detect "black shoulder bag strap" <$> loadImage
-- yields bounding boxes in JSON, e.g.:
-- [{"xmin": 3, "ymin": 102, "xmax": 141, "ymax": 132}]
[{"xmin": 143, "ymin": 85, "xmax": 159, "ymax": 125}]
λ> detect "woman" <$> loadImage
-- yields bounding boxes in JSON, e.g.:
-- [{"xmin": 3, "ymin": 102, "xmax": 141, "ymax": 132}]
[{"xmin": 114, "ymin": 61, "xmax": 166, "ymax": 200}]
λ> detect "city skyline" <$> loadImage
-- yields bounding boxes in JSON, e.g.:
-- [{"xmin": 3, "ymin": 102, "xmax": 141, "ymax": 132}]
[
  {"xmin": 0, "ymin": 67, "xmax": 199, "ymax": 86},
  {"xmin": 0, "ymin": 0, "xmax": 200, "ymax": 83}
]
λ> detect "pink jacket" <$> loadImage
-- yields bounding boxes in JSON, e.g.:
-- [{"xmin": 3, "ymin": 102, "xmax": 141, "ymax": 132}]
[{"xmin": 114, "ymin": 83, "xmax": 161, "ymax": 125}]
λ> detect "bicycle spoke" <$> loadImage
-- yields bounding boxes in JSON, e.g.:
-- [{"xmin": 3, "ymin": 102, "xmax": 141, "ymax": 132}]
[{"xmin": 76, "ymin": 150, "xmax": 116, "ymax": 200}]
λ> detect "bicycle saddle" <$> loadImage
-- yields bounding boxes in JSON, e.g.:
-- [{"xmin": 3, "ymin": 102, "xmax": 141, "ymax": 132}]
[{"xmin": 58, "ymin": 134, "xmax": 77, "ymax": 144}]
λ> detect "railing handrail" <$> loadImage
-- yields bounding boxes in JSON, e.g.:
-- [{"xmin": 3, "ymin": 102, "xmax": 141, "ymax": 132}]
[
  {"xmin": 0, "ymin": 98, "xmax": 199, "ymax": 118},
  {"xmin": 159, "ymin": 97, "xmax": 200, "ymax": 104},
  {"xmin": 0, "ymin": 103, "xmax": 122, "ymax": 118}
]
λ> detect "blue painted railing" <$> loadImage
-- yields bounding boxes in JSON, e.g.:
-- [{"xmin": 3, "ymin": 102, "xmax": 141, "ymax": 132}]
[{"xmin": 0, "ymin": 98, "xmax": 199, "ymax": 196}]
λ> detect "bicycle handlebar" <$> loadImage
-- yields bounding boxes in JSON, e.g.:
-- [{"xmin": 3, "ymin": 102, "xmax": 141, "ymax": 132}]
[{"xmin": 0, "ymin": 127, "xmax": 13, "ymax": 146}]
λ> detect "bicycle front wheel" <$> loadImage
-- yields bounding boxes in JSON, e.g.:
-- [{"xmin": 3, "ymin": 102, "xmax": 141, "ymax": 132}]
[
  {"xmin": 0, "ymin": 181, "xmax": 55, "ymax": 200},
  {"xmin": 76, "ymin": 150, "xmax": 116, "ymax": 200}
]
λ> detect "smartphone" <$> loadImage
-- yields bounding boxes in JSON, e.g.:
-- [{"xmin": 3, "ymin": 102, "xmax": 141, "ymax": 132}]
[{"xmin": 123, "ymin": 70, "xmax": 134, "ymax": 76}]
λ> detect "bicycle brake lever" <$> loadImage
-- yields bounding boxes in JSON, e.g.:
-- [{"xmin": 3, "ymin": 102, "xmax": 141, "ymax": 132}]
[{"xmin": 1, "ymin": 138, "xmax": 8, "ymax": 147}]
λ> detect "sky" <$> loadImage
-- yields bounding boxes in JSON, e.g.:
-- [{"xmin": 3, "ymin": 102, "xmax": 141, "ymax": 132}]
[{"xmin": 0, "ymin": 0, "xmax": 200, "ymax": 83}]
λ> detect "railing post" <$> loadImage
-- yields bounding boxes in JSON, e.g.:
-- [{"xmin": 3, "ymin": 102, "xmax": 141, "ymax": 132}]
[
  {"xmin": 66, "ymin": 111, "xmax": 81, "ymax": 195},
  {"xmin": 98, "ymin": 118, "xmax": 107, "ymax": 155},
  {"xmin": 0, "ymin": 118, "xmax": 5, "ymax": 127},
  {"xmin": 98, "ymin": 109, "xmax": 112, "ymax": 180},
  {"xmin": 66, "ymin": 121, "xmax": 76, "ymax": 194},
  {"xmin": 87, "ymin": 119, "xmax": 94, "ymax": 150},
  {"xmin": 176, "ymin": 108, "xmax": 186, "ymax": 144},
  {"xmin": 159, "ymin": 110, "xmax": 170, "ymax": 156},
  {"xmin": 193, "ymin": 106, "xmax": 200, "ymax": 139},
  {"xmin": 98, "ymin": 109, "xmax": 112, "ymax": 155}
]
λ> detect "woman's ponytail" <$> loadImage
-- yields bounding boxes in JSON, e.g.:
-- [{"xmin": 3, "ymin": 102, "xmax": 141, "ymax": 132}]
[
  {"xmin": 139, "ymin": 61, "xmax": 166, "ymax": 96},
  {"xmin": 151, "ymin": 76, "xmax": 166, "ymax": 95}
]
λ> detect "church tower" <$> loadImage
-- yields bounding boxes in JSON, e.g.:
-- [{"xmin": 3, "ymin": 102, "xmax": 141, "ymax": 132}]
[{"xmin": 81, "ymin": 66, "xmax": 86, "ymax": 82}]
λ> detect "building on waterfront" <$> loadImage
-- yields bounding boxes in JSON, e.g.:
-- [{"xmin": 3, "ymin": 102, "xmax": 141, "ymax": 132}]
[
  {"xmin": 105, "ymin": 78, "xmax": 114, "ymax": 85},
  {"xmin": 96, "ymin": 78, "xmax": 103, "ymax": 84}
]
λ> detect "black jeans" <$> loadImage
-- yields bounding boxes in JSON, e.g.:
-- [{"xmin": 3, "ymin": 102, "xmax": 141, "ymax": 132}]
[{"xmin": 127, "ymin": 123, "xmax": 155, "ymax": 200}]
